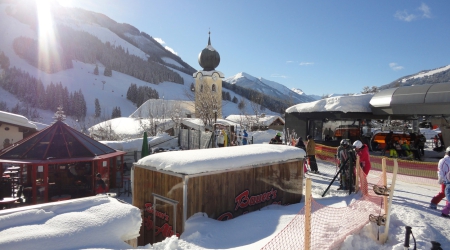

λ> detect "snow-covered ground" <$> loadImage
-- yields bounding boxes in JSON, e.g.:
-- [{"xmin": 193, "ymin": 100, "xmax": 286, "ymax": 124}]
[{"xmin": 1, "ymin": 150, "xmax": 448, "ymax": 249}]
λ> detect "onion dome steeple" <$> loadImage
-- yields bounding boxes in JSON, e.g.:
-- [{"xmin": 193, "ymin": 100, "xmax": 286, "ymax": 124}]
[{"xmin": 198, "ymin": 31, "xmax": 220, "ymax": 71}]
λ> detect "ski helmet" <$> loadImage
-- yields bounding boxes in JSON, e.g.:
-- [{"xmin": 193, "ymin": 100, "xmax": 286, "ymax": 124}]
[
  {"xmin": 276, "ymin": 132, "xmax": 282, "ymax": 137},
  {"xmin": 446, "ymin": 146, "xmax": 450, "ymax": 154},
  {"xmin": 353, "ymin": 140, "xmax": 363, "ymax": 149},
  {"xmin": 340, "ymin": 139, "xmax": 349, "ymax": 146}
]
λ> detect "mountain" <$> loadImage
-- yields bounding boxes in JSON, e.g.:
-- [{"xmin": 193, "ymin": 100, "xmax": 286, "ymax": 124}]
[
  {"xmin": 0, "ymin": 1, "xmax": 287, "ymax": 126},
  {"xmin": 380, "ymin": 64, "xmax": 450, "ymax": 90},
  {"xmin": 224, "ymin": 72, "xmax": 317, "ymax": 104}
]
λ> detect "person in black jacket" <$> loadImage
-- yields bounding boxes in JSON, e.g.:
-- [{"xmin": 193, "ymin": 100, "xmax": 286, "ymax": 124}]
[
  {"xmin": 295, "ymin": 137, "xmax": 306, "ymax": 151},
  {"xmin": 269, "ymin": 132, "xmax": 283, "ymax": 144}
]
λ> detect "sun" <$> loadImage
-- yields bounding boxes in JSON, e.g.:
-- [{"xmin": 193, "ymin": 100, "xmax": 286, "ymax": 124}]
[
  {"xmin": 35, "ymin": 0, "xmax": 60, "ymax": 73},
  {"xmin": 36, "ymin": 0, "xmax": 54, "ymax": 40}
]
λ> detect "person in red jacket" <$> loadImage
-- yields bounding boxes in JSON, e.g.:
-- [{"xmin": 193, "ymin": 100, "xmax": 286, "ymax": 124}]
[
  {"xmin": 95, "ymin": 173, "xmax": 106, "ymax": 194},
  {"xmin": 353, "ymin": 140, "xmax": 371, "ymax": 175}
]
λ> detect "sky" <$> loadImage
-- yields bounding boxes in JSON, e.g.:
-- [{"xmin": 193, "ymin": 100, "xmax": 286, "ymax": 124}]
[{"xmin": 58, "ymin": 0, "xmax": 450, "ymax": 96}]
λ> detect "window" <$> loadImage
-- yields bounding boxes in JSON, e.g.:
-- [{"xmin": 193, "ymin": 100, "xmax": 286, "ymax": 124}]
[{"xmin": 212, "ymin": 84, "xmax": 216, "ymax": 92}]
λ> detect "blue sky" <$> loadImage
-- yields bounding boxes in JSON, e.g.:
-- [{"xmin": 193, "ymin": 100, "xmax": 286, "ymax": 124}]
[{"xmin": 61, "ymin": 0, "xmax": 450, "ymax": 96}]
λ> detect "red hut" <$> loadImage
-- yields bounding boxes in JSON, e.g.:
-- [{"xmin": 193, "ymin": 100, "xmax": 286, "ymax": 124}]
[{"xmin": 0, "ymin": 120, "xmax": 125, "ymax": 205}]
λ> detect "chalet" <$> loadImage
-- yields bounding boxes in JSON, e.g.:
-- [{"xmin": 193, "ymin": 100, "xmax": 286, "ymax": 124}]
[{"xmin": 0, "ymin": 111, "xmax": 37, "ymax": 151}]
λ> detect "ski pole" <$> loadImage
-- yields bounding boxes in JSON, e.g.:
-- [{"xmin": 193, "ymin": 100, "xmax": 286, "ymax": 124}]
[
  {"xmin": 403, "ymin": 226, "xmax": 416, "ymax": 250},
  {"xmin": 321, "ymin": 157, "xmax": 350, "ymax": 197}
]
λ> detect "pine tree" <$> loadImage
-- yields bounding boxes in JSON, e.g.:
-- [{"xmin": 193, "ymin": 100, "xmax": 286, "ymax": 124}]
[
  {"xmin": 111, "ymin": 106, "xmax": 121, "ymax": 118},
  {"xmin": 104, "ymin": 67, "xmax": 112, "ymax": 77},
  {"xmin": 94, "ymin": 64, "xmax": 99, "ymax": 75},
  {"xmin": 95, "ymin": 98, "xmax": 101, "ymax": 117}
]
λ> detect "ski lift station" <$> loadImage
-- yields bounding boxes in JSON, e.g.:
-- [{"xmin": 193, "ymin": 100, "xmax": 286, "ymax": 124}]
[{"xmin": 284, "ymin": 83, "xmax": 450, "ymax": 149}]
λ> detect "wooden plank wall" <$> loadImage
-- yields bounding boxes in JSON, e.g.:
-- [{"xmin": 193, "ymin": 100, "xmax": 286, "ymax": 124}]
[
  {"xmin": 133, "ymin": 159, "xmax": 303, "ymax": 246},
  {"xmin": 187, "ymin": 160, "xmax": 303, "ymax": 221},
  {"xmin": 133, "ymin": 167, "xmax": 184, "ymax": 246}
]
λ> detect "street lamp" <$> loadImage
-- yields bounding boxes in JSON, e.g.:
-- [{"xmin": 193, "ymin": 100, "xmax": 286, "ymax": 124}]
[{"xmin": 212, "ymin": 108, "xmax": 217, "ymax": 148}]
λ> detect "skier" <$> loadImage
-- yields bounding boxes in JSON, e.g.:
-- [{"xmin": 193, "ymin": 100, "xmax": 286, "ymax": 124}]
[
  {"xmin": 436, "ymin": 146, "xmax": 450, "ymax": 218},
  {"xmin": 306, "ymin": 135, "xmax": 319, "ymax": 173},
  {"xmin": 353, "ymin": 140, "xmax": 371, "ymax": 175},
  {"xmin": 337, "ymin": 139, "xmax": 355, "ymax": 190},
  {"xmin": 295, "ymin": 137, "xmax": 308, "ymax": 173},
  {"xmin": 269, "ymin": 132, "xmax": 283, "ymax": 144},
  {"xmin": 217, "ymin": 130, "xmax": 225, "ymax": 147},
  {"xmin": 242, "ymin": 129, "xmax": 248, "ymax": 145}
]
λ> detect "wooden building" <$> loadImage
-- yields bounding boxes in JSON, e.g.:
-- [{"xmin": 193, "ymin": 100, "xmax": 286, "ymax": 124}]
[
  {"xmin": 0, "ymin": 120, "xmax": 125, "ymax": 205},
  {"xmin": 132, "ymin": 144, "xmax": 305, "ymax": 245}
]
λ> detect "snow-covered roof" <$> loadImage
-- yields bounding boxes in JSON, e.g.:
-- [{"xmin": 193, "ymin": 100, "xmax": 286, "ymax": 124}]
[
  {"xmin": 135, "ymin": 144, "xmax": 305, "ymax": 175},
  {"xmin": 286, "ymin": 94, "xmax": 374, "ymax": 114},
  {"xmin": 0, "ymin": 196, "xmax": 141, "ymax": 250},
  {"xmin": 29, "ymin": 121, "xmax": 49, "ymax": 131},
  {"xmin": 0, "ymin": 111, "xmax": 37, "ymax": 130},
  {"xmin": 89, "ymin": 117, "xmax": 175, "ymax": 138},
  {"xmin": 100, "ymin": 133, "xmax": 177, "ymax": 152},
  {"xmin": 225, "ymin": 115, "xmax": 285, "ymax": 126},
  {"xmin": 181, "ymin": 118, "xmax": 240, "ymax": 130},
  {"xmin": 129, "ymin": 99, "xmax": 195, "ymax": 118},
  {"xmin": 193, "ymin": 70, "xmax": 225, "ymax": 78}
]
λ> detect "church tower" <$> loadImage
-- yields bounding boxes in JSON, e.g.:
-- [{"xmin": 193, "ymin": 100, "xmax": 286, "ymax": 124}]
[{"xmin": 193, "ymin": 32, "xmax": 224, "ymax": 124}]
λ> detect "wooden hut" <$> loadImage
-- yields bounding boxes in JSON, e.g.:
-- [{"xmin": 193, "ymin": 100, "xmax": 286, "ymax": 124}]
[
  {"xmin": 132, "ymin": 144, "xmax": 305, "ymax": 245},
  {"xmin": 0, "ymin": 120, "xmax": 126, "ymax": 205}
]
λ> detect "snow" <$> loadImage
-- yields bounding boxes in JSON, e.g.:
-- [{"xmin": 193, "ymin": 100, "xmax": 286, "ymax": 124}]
[
  {"xmin": 1, "ymin": 140, "xmax": 449, "ymax": 249},
  {"xmin": 63, "ymin": 20, "xmax": 149, "ymax": 60},
  {"xmin": 286, "ymin": 94, "xmax": 374, "ymax": 113},
  {"xmin": 161, "ymin": 57, "xmax": 183, "ymax": 68},
  {"xmin": 100, "ymin": 133, "xmax": 178, "ymax": 152},
  {"xmin": 0, "ymin": 111, "xmax": 37, "ymax": 129},
  {"xmin": 225, "ymin": 115, "xmax": 284, "ymax": 127},
  {"xmin": 401, "ymin": 65, "xmax": 450, "ymax": 83},
  {"xmin": 0, "ymin": 196, "xmax": 142, "ymax": 250},
  {"xmin": 136, "ymin": 144, "xmax": 305, "ymax": 175}
]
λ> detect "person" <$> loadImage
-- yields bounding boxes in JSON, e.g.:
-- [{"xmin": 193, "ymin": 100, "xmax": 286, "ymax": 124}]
[
  {"xmin": 295, "ymin": 137, "xmax": 306, "ymax": 151},
  {"xmin": 435, "ymin": 146, "xmax": 450, "ymax": 218},
  {"xmin": 430, "ymin": 183, "xmax": 446, "ymax": 210},
  {"xmin": 336, "ymin": 139, "xmax": 355, "ymax": 190},
  {"xmin": 393, "ymin": 139, "xmax": 405, "ymax": 157},
  {"xmin": 217, "ymin": 129, "xmax": 225, "ymax": 147},
  {"xmin": 353, "ymin": 140, "xmax": 371, "ymax": 175},
  {"xmin": 306, "ymin": 135, "xmax": 319, "ymax": 173},
  {"xmin": 384, "ymin": 131, "xmax": 394, "ymax": 151},
  {"xmin": 242, "ymin": 129, "xmax": 248, "ymax": 145},
  {"xmin": 417, "ymin": 131, "xmax": 426, "ymax": 156},
  {"xmin": 269, "ymin": 132, "xmax": 283, "ymax": 144},
  {"xmin": 95, "ymin": 173, "xmax": 106, "ymax": 194},
  {"xmin": 236, "ymin": 130, "xmax": 242, "ymax": 145},
  {"xmin": 400, "ymin": 140, "xmax": 413, "ymax": 159}
]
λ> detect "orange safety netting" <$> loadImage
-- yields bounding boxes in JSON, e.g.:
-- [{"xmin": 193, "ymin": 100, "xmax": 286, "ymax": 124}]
[
  {"xmin": 261, "ymin": 144, "xmax": 438, "ymax": 250},
  {"xmin": 316, "ymin": 144, "xmax": 438, "ymax": 186},
  {"xmin": 261, "ymin": 167, "xmax": 384, "ymax": 250}
]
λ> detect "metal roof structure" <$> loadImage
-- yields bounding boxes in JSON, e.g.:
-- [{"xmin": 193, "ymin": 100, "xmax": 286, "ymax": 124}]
[
  {"xmin": 370, "ymin": 82, "xmax": 450, "ymax": 116},
  {"xmin": 0, "ymin": 120, "xmax": 121, "ymax": 161}
]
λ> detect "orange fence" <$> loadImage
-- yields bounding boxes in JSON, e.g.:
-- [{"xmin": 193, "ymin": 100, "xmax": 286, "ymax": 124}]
[
  {"xmin": 262, "ymin": 161, "xmax": 385, "ymax": 249},
  {"xmin": 315, "ymin": 144, "xmax": 438, "ymax": 186},
  {"xmin": 261, "ymin": 144, "xmax": 439, "ymax": 249}
]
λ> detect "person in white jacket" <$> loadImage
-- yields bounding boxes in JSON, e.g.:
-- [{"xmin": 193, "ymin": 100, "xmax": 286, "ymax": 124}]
[{"xmin": 438, "ymin": 146, "xmax": 450, "ymax": 218}]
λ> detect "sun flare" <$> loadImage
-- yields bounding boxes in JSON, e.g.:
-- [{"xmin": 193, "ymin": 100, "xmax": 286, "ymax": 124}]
[{"xmin": 35, "ymin": 0, "xmax": 60, "ymax": 73}]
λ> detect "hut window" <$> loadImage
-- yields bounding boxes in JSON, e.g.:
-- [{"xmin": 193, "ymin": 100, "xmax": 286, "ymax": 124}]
[
  {"xmin": 5, "ymin": 127, "xmax": 9, "ymax": 131},
  {"xmin": 212, "ymin": 84, "xmax": 216, "ymax": 92},
  {"xmin": 200, "ymin": 85, "xmax": 204, "ymax": 92}
]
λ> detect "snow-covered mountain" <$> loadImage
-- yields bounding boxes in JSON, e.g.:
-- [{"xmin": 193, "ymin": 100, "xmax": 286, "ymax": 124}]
[
  {"xmin": 380, "ymin": 64, "xmax": 450, "ymax": 89},
  {"xmin": 224, "ymin": 72, "xmax": 317, "ymax": 103},
  {"xmin": 0, "ymin": 2, "xmax": 283, "ymax": 126}
]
